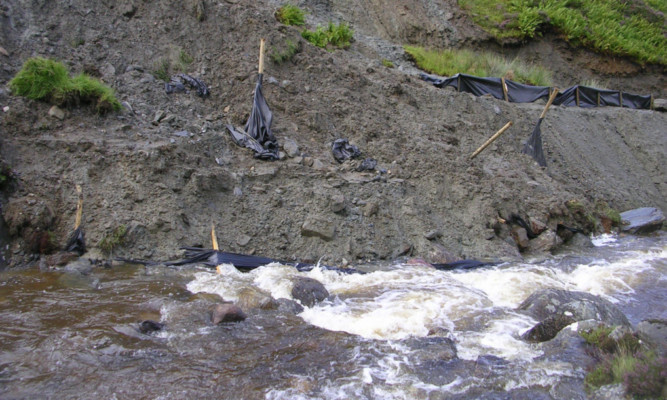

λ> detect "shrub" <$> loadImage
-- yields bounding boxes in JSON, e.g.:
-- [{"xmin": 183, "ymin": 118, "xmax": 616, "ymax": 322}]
[
  {"xmin": 302, "ymin": 22, "xmax": 353, "ymax": 50},
  {"xmin": 276, "ymin": 4, "xmax": 306, "ymax": 26},
  {"xmin": 9, "ymin": 57, "xmax": 121, "ymax": 113}
]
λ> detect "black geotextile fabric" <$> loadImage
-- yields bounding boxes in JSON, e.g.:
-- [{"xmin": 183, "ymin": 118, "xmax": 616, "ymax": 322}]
[
  {"xmin": 227, "ymin": 74, "xmax": 279, "ymax": 160},
  {"xmin": 64, "ymin": 227, "xmax": 86, "ymax": 255},
  {"xmin": 522, "ymin": 118, "xmax": 547, "ymax": 167},
  {"xmin": 421, "ymin": 73, "xmax": 653, "ymax": 109},
  {"xmin": 118, "ymin": 248, "xmax": 361, "ymax": 274},
  {"xmin": 165, "ymin": 73, "xmax": 210, "ymax": 97},
  {"xmin": 332, "ymin": 138, "xmax": 362, "ymax": 163}
]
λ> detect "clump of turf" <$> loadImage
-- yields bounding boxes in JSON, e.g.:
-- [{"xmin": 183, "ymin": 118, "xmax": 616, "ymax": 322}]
[
  {"xmin": 302, "ymin": 22, "xmax": 353, "ymax": 50},
  {"xmin": 9, "ymin": 57, "xmax": 121, "ymax": 113}
]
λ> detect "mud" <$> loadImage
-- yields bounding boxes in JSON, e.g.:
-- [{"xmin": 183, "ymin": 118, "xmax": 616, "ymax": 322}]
[{"xmin": 0, "ymin": 0, "xmax": 665, "ymax": 268}]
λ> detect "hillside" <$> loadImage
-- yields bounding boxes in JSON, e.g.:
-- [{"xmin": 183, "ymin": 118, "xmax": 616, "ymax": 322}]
[{"xmin": 0, "ymin": 0, "xmax": 665, "ymax": 268}]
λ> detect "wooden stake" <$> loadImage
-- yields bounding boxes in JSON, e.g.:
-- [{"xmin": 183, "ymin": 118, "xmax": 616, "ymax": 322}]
[
  {"xmin": 74, "ymin": 184, "xmax": 83, "ymax": 229},
  {"xmin": 211, "ymin": 224, "xmax": 219, "ymax": 250},
  {"xmin": 575, "ymin": 86, "xmax": 580, "ymax": 107},
  {"xmin": 501, "ymin": 77, "xmax": 508, "ymax": 102},
  {"xmin": 619, "ymin": 92, "xmax": 623, "ymax": 108},
  {"xmin": 470, "ymin": 121, "xmax": 513, "ymax": 160},
  {"xmin": 258, "ymin": 38, "xmax": 266, "ymax": 75},
  {"xmin": 540, "ymin": 87, "xmax": 559, "ymax": 119}
]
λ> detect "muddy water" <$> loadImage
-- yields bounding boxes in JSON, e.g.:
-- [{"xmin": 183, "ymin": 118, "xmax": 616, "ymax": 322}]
[{"xmin": 0, "ymin": 233, "xmax": 665, "ymax": 399}]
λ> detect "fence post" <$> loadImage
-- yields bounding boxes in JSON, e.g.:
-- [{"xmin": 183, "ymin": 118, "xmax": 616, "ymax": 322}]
[
  {"xmin": 501, "ymin": 77, "xmax": 508, "ymax": 102},
  {"xmin": 576, "ymin": 86, "xmax": 580, "ymax": 107},
  {"xmin": 619, "ymin": 92, "xmax": 623, "ymax": 108}
]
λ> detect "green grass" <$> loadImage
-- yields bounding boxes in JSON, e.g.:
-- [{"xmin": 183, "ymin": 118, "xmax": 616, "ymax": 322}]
[
  {"xmin": 382, "ymin": 59, "xmax": 395, "ymax": 68},
  {"xmin": 302, "ymin": 22, "xmax": 353, "ymax": 50},
  {"xmin": 99, "ymin": 225, "xmax": 127, "ymax": 256},
  {"xmin": 276, "ymin": 4, "xmax": 306, "ymax": 26},
  {"xmin": 457, "ymin": 0, "xmax": 667, "ymax": 66},
  {"xmin": 270, "ymin": 39, "xmax": 301, "ymax": 64},
  {"xmin": 9, "ymin": 57, "xmax": 121, "ymax": 113},
  {"xmin": 404, "ymin": 45, "xmax": 553, "ymax": 86}
]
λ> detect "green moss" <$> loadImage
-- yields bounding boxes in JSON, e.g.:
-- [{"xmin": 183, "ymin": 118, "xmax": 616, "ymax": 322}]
[
  {"xmin": 302, "ymin": 22, "xmax": 353, "ymax": 50},
  {"xmin": 9, "ymin": 57, "xmax": 121, "ymax": 113},
  {"xmin": 99, "ymin": 225, "xmax": 127, "ymax": 255},
  {"xmin": 276, "ymin": 4, "xmax": 306, "ymax": 26}
]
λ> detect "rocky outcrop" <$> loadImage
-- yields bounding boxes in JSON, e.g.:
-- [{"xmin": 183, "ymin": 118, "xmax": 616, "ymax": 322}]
[
  {"xmin": 518, "ymin": 288, "xmax": 630, "ymax": 342},
  {"xmin": 620, "ymin": 207, "xmax": 665, "ymax": 234}
]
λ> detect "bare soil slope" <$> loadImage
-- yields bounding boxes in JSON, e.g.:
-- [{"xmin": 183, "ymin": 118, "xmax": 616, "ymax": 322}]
[{"xmin": 0, "ymin": 0, "xmax": 665, "ymax": 268}]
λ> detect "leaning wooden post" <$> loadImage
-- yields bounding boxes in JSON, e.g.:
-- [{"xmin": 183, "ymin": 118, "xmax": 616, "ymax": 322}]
[
  {"xmin": 501, "ymin": 77, "xmax": 509, "ymax": 102},
  {"xmin": 211, "ymin": 224, "xmax": 219, "ymax": 250},
  {"xmin": 470, "ymin": 121, "xmax": 513, "ymax": 160}
]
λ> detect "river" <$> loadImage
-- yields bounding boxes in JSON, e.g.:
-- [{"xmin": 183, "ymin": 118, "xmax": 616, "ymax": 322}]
[{"xmin": 0, "ymin": 232, "xmax": 664, "ymax": 399}]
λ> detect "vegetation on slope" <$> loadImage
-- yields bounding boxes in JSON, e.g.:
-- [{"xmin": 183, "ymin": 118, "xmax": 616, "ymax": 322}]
[
  {"xmin": 9, "ymin": 57, "xmax": 121, "ymax": 113},
  {"xmin": 404, "ymin": 46, "xmax": 553, "ymax": 86},
  {"xmin": 458, "ymin": 0, "xmax": 667, "ymax": 66}
]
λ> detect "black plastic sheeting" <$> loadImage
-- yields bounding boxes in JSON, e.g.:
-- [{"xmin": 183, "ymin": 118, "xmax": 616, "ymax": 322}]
[
  {"xmin": 227, "ymin": 73, "xmax": 279, "ymax": 160},
  {"xmin": 118, "ymin": 247, "xmax": 361, "ymax": 274},
  {"xmin": 522, "ymin": 118, "xmax": 547, "ymax": 167},
  {"xmin": 332, "ymin": 138, "xmax": 362, "ymax": 163},
  {"xmin": 64, "ymin": 227, "xmax": 86, "ymax": 255},
  {"xmin": 421, "ymin": 73, "xmax": 653, "ymax": 110},
  {"xmin": 165, "ymin": 73, "xmax": 210, "ymax": 98}
]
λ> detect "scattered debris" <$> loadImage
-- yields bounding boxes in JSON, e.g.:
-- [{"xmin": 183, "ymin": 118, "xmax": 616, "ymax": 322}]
[
  {"xmin": 332, "ymin": 138, "xmax": 361, "ymax": 163},
  {"xmin": 165, "ymin": 73, "xmax": 210, "ymax": 97}
]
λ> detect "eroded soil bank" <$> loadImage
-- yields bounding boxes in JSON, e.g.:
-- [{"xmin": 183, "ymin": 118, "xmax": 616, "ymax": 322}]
[{"xmin": 0, "ymin": 0, "xmax": 665, "ymax": 268}]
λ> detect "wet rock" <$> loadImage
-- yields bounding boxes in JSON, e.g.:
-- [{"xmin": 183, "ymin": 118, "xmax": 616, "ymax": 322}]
[
  {"xmin": 211, "ymin": 303, "xmax": 247, "ymax": 324},
  {"xmin": 291, "ymin": 277, "xmax": 329, "ymax": 307},
  {"xmin": 236, "ymin": 287, "xmax": 275, "ymax": 310},
  {"xmin": 518, "ymin": 289, "xmax": 630, "ymax": 341},
  {"xmin": 139, "ymin": 320, "xmax": 164, "ymax": 334},
  {"xmin": 401, "ymin": 336, "xmax": 457, "ymax": 364},
  {"xmin": 64, "ymin": 258, "xmax": 93, "ymax": 275},
  {"xmin": 301, "ymin": 216, "xmax": 335, "ymax": 241},
  {"xmin": 521, "ymin": 313, "xmax": 576, "ymax": 342},
  {"xmin": 619, "ymin": 207, "xmax": 664, "ymax": 234},
  {"xmin": 511, "ymin": 226, "xmax": 530, "ymax": 250},
  {"xmin": 564, "ymin": 233, "xmax": 594, "ymax": 249},
  {"xmin": 635, "ymin": 319, "xmax": 667, "ymax": 356},
  {"xmin": 275, "ymin": 298, "xmax": 304, "ymax": 314},
  {"xmin": 527, "ymin": 229, "xmax": 563, "ymax": 254},
  {"xmin": 43, "ymin": 251, "xmax": 79, "ymax": 267},
  {"xmin": 48, "ymin": 105, "xmax": 65, "ymax": 120}
]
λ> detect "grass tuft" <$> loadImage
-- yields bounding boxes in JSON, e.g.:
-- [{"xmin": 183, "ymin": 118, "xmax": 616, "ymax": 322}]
[
  {"xmin": 270, "ymin": 39, "xmax": 302, "ymax": 64},
  {"xmin": 99, "ymin": 225, "xmax": 127, "ymax": 256},
  {"xmin": 9, "ymin": 57, "xmax": 121, "ymax": 113},
  {"xmin": 276, "ymin": 4, "xmax": 306, "ymax": 26},
  {"xmin": 404, "ymin": 45, "xmax": 553, "ymax": 86},
  {"xmin": 302, "ymin": 22, "xmax": 353, "ymax": 50}
]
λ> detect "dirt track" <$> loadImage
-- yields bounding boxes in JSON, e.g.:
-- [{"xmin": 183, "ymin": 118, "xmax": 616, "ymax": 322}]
[{"xmin": 0, "ymin": 0, "xmax": 665, "ymax": 267}]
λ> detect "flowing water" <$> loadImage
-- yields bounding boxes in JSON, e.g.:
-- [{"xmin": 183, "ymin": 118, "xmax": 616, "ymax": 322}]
[{"xmin": 0, "ymin": 233, "xmax": 665, "ymax": 399}]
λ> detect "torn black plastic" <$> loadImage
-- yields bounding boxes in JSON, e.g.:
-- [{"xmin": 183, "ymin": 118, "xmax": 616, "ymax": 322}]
[
  {"xmin": 332, "ymin": 139, "xmax": 361, "ymax": 163},
  {"xmin": 165, "ymin": 73, "xmax": 210, "ymax": 98}
]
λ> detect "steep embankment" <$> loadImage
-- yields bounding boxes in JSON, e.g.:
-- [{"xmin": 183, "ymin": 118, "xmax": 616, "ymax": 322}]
[{"xmin": 0, "ymin": 0, "xmax": 665, "ymax": 268}]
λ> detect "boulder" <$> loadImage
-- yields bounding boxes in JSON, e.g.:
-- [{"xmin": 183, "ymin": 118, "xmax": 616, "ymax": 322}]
[
  {"xmin": 511, "ymin": 226, "xmax": 530, "ymax": 250},
  {"xmin": 291, "ymin": 276, "xmax": 329, "ymax": 307},
  {"xmin": 619, "ymin": 207, "xmax": 664, "ymax": 234},
  {"xmin": 301, "ymin": 216, "xmax": 336, "ymax": 241},
  {"xmin": 518, "ymin": 288, "xmax": 630, "ymax": 342},
  {"xmin": 211, "ymin": 303, "xmax": 247, "ymax": 324},
  {"xmin": 527, "ymin": 229, "xmax": 563, "ymax": 254},
  {"xmin": 139, "ymin": 320, "xmax": 164, "ymax": 334},
  {"xmin": 635, "ymin": 319, "xmax": 667, "ymax": 356}
]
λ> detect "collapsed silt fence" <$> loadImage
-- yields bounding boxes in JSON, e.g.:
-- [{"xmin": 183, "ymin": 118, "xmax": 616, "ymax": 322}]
[{"xmin": 420, "ymin": 73, "xmax": 653, "ymax": 110}]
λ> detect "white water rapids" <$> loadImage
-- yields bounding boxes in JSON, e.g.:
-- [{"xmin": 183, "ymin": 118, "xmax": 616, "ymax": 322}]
[{"xmin": 183, "ymin": 233, "xmax": 666, "ymax": 399}]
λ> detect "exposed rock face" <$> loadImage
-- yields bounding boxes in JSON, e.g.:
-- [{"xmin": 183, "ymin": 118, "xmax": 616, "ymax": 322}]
[
  {"xmin": 620, "ymin": 207, "xmax": 665, "ymax": 234},
  {"xmin": 518, "ymin": 288, "xmax": 630, "ymax": 342},
  {"xmin": 635, "ymin": 319, "xmax": 667, "ymax": 356},
  {"xmin": 291, "ymin": 277, "xmax": 329, "ymax": 307}
]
